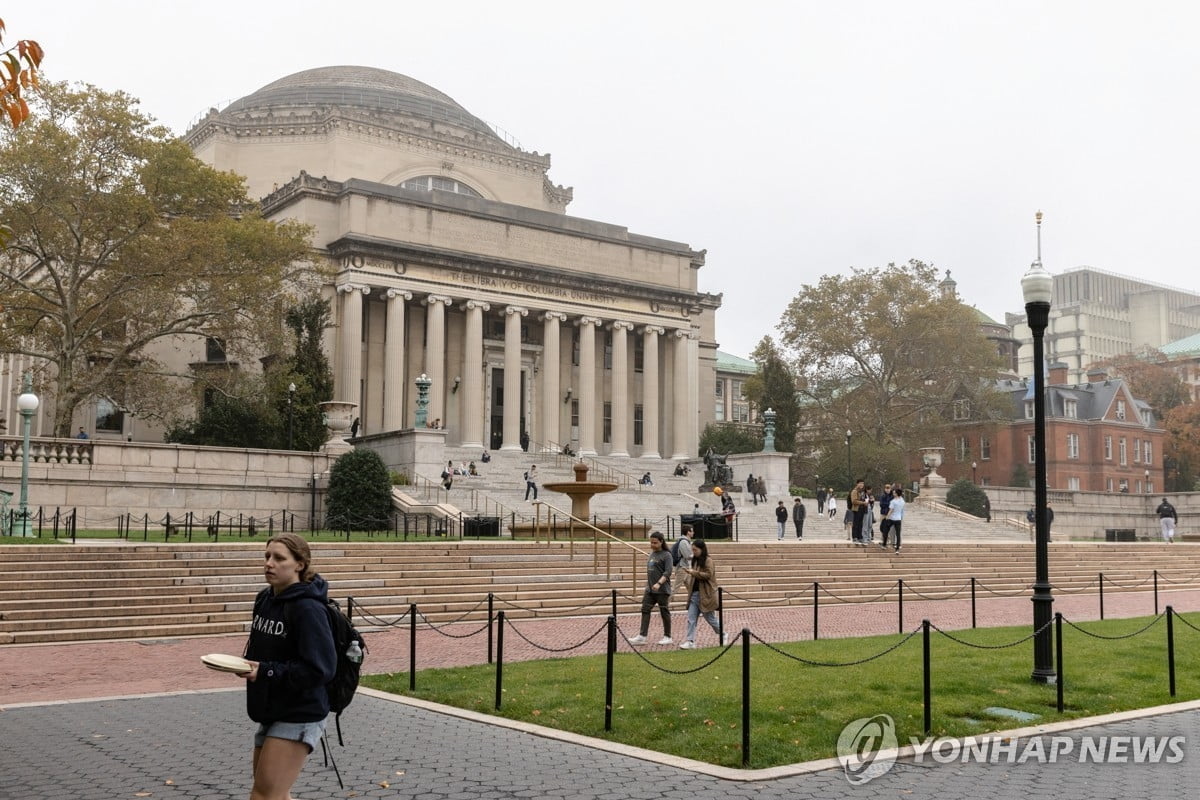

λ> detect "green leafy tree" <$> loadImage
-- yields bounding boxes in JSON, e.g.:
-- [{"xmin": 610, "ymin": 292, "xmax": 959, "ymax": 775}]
[
  {"xmin": 164, "ymin": 385, "xmax": 280, "ymax": 448},
  {"xmin": 273, "ymin": 298, "xmax": 334, "ymax": 451},
  {"xmin": 698, "ymin": 423, "xmax": 760, "ymax": 457},
  {"xmin": 1090, "ymin": 350, "xmax": 1189, "ymax": 415},
  {"xmin": 0, "ymin": 81, "xmax": 313, "ymax": 434},
  {"xmin": 946, "ymin": 478, "xmax": 988, "ymax": 517},
  {"xmin": 775, "ymin": 260, "xmax": 1005, "ymax": 464},
  {"xmin": 743, "ymin": 337, "xmax": 801, "ymax": 453},
  {"xmin": 1009, "ymin": 463, "xmax": 1030, "ymax": 488},
  {"xmin": 326, "ymin": 449, "xmax": 393, "ymax": 531}
]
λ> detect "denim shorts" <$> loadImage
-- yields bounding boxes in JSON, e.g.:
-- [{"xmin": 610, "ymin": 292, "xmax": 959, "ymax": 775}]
[{"xmin": 254, "ymin": 719, "xmax": 326, "ymax": 752}]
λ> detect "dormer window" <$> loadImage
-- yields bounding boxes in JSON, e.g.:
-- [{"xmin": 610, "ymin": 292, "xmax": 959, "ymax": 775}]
[
  {"xmin": 953, "ymin": 399, "xmax": 971, "ymax": 420},
  {"xmin": 1116, "ymin": 399, "xmax": 1126, "ymax": 420},
  {"xmin": 1064, "ymin": 398, "xmax": 1077, "ymax": 419}
]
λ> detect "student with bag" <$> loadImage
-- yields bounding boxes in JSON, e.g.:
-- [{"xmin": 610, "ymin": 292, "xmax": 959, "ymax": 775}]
[{"xmin": 678, "ymin": 539, "xmax": 725, "ymax": 648}]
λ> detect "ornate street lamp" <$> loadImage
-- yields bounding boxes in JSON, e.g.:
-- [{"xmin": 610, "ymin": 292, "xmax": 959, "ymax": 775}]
[
  {"xmin": 287, "ymin": 382, "xmax": 297, "ymax": 450},
  {"xmin": 1022, "ymin": 235, "xmax": 1056, "ymax": 684},
  {"xmin": 16, "ymin": 373, "xmax": 39, "ymax": 537},
  {"xmin": 845, "ymin": 429, "xmax": 853, "ymax": 489},
  {"xmin": 972, "ymin": 461, "xmax": 978, "ymax": 485},
  {"xmin": 762, "ymin": 407, "xmax": 777, "ymax": 452}
]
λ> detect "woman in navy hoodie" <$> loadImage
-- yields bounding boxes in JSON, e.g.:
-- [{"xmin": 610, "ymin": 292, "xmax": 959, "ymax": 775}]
[{"xmin": 243, "ymin": 533, "xmax": 336, "ymax": 800}]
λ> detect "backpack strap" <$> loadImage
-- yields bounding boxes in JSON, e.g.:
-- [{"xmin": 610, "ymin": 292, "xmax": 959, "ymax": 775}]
[{"xmin": 319, "ymin": 733, "xmax": 344, "ymax": 789}]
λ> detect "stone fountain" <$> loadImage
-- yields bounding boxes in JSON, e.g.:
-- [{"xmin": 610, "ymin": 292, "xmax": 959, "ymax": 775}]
[
  {"xmin": 515, "ymin": 461, "xmax": 649, "ymax": 540},
  {"xmin": 543, "ymin": 461, "xmax": 618, "ymax": 520}
]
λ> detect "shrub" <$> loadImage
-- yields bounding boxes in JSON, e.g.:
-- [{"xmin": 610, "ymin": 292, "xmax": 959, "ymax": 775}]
[
  {"xmin": 946, "ymin": 478, "xmax": 988, "ymax": 518},
  {"xmin": 326, "ymin": 449, "xmax": 393, "ymax": 531}
]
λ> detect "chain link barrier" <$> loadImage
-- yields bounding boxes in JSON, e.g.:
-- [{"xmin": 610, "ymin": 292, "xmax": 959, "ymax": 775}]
[
  {"xmin": 901, "ymin": 581, "xmax": 971, "ymax": 602},
  {"xmin": 1172, "ymin": 611, "xmax": 1200, "ymax": 634},
  {"xmin": 501, "ymin": 616, "xmax": 610, "ymax": 653},
  {"xmin": 747, "ymin": 626, "xmax": 922, "ymax": 667},
  {"xmin": 1101, "ymin": 574, "xmax": 1154, "ymax": 590},
  {"xmin": 930, "ymin": 617, "xmax": 1053, "ymax": 649},
  {"xmin": 973, "ymin": 580, "xmax": 1034, "ymax": 597},
  {"xmin": 496, "ymin": 592, "xmax": 613, "ymax": 616},
  {"xmin": 615, "ymin": 627, "xmax": 734, "ymax": 674},
  {"xmin": 416, "ymin": 609, "xmax": 493, "ymax": 639},
  {"xmin": 817, "ymin": 583, "xmax": 894, "ymax": 604},
  {"xmin": 1158, "ymin": 571, "xmax": 1200, "ymax": 585},
  {"xmin": 1049, "ymin": 577, "xmax": 1101, "ymax": 595},
  {"xmin": 1061, "ymin": 613, "xmax": 1164, "ymax": 640}
]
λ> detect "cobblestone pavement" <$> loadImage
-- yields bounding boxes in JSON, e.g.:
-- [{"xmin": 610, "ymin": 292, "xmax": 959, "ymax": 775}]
[{"xmin": 4, "ymin": 587, "xmax": 1200, "ymax": 799}]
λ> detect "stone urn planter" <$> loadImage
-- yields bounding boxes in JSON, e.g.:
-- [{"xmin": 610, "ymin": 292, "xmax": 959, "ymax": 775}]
[{"xmin": 318, "ymin": 400, "xmax": 358, "ymax": 455}]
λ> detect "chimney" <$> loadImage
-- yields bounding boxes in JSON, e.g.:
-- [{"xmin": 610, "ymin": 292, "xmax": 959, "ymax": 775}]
[
  {"xmin": 1086, "ymin": 367, "xmax": 1108, "ymax": 383},
  {"xmin": 1048, "ymin": 362, "xmax": 1069, "ymax": 385}
]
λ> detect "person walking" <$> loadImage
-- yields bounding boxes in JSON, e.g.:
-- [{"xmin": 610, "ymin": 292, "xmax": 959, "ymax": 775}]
[
  {"xmin": 826, "ymin": 491, "xmax": 838, "ymax": 521},
  {"xmin": 877, "ymin": 483, "xmax": 893, "ymax": 547},
  {"xmin": 746, "ymin": 474, "xmax": 757, "ymax": 505},
  {"xmin": 524, "ymin": 464, "xmax": 538, "ymax": 501},
  {"xmin": 671, "ymin": 525, "xmax": 694, "ymax": 599},
  {"xmin": 849, "ymin": 479, "xmax": 866, "ymax": 545},
  {"xmin": 678, "ymin": 539, "xmax": 724, "ymax": 648},
  {"xmin": 441, "ymin": 461, "xmax": 453, "ymax": 491},
  {"xmin": 1156, "ymin": 497, "xmax": 1178, "ymax": 543},
  {"xmin": 792, "ymin": 497, "xmax": 806, "ymax": 540},
  {"xmin": 240, "ymin": 533, "xmax": 337, "ymax": 800},
  {"xmin": 755, "ymin": 477, "xmax": 768, "ymax": 505},
  {"xmin": 885, "ymin": 486, "xmax": 906, "ymax": 552},
  {"xmin": 775, "ymin": 500, "xmax": 788, "ymax": 540},
  {"xmin": 628, "ymin": 532, "xmax": 673, "ymax": 645},
  {"xmin": 816, "ymin": 486, "xmax": 826, "ymax": 515}
]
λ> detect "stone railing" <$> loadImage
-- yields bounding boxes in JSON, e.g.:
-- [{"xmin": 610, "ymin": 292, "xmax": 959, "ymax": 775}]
[{"xmin": 0, "ymin": 437, "xmax": 93, "ymax": 465}]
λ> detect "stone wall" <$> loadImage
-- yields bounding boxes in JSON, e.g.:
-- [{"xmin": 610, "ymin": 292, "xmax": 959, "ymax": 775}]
[{"xmin": 983, "ymin": 486, "xmax": 1197, "ymax": 541}]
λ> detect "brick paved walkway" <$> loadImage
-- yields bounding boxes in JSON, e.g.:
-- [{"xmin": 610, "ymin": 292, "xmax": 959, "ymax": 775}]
[{"xmin": 3, "ymin": 586, "xmax": 1200, "ymax": 799}]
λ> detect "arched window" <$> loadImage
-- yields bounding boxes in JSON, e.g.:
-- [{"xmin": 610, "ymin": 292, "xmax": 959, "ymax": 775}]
[{"xmin": 399, "ymin": 175, "xmax": 482, "ymax": 198}]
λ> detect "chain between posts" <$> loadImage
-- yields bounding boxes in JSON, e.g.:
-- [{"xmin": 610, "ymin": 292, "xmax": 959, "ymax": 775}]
[
  {"xmin": 747, "ymin": 626, "xmax": 923, "ymax": 667},
  {"xmin": 929, "ymin": 617, "xmax": 1054, "ymax": 649},
  {"xmin": 1060, "ymin": 613, "xmax": 1165, "ymax": 640}
]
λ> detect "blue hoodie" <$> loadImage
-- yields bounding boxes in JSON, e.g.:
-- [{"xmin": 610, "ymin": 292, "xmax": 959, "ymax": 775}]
[{"xmin": 245, "ymin": 575, "xmax": 337, "ymax": 724}]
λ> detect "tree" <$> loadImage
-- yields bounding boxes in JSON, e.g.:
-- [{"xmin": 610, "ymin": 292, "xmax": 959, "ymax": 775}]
[
  {"xmin": 698, "ymin": 423, "xmax": 760, "ymax": 456},
  {"xmin": 326, "ymin": 449, "xmax": 393, "ymax": 531},
  {"xmin": 0, "ymin": 81, "xmax": 314, "ymax": 435},
  {"xmin": 1163, "ymin": 403, "xmax": 1200, "ymax": 492},
  {"xmin": 744, "ymin": 337, "xmax": 801, "ymax": 453},
  {"xmin": 277, "ymin": 298, "xmax": 335, "ymax": 451},
  {"xmin": 776, "ymin": 260, "xmax": 1005, "ymax": 466},
  {"xmin": 1009, "ymin": 462, "xmax": 1031, "ymax": 488},
  {"xmin": 946, "ymin": 478, "xmax": 988, "ymax": 518},
  {"xmin": 164, "ymin": 382, "xmax": 280, "ymax": 449},
  {"xmin": 1089, "ymin": 350, "xmax": 1189, "ymax": 415},
  {"xmin": 0, "ymin": 17, "xmax": 42, "ymax": 129}
]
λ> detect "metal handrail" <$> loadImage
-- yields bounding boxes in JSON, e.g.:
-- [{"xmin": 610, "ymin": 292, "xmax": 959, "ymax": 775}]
[{"xmin": 532, "ymin": 498, "xmax": 648, "ymax": 594}]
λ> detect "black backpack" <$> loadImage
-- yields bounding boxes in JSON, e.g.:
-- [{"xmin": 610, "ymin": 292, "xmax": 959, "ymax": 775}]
[
  {"xmin": 283, "ymin": 596, "xmax": 366, "ymax": 745},
  {"xmin": 670, "ymin": 538, "xmax": 683, "ymax": 566}
]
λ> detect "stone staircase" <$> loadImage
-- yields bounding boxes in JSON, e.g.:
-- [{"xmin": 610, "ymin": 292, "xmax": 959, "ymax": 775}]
[{"xmin": 3, "ymin": 540, "xmax": 1200, "ymax": 645}]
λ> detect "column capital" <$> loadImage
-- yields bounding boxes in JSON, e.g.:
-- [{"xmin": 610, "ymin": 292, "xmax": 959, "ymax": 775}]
[
  {"xmin": 463, "ymin": 299, "xmax": 491, "ymax": 312},
  {"xmin": 541, "ymin": 311, "xmax": 569, "ymax": 323},
  {"xmin": 425, "ymin": 294, "xmax": 454, "ymax": 307},
  {"xmin": 505, "ymin": 305, "xmax": 529, "ymax": 317},
  {"xmin": 385, "ymin": 288, "xmax": 413, "ymax": 301},
  {"xmin": 640, "ymin": 325, "xmax": 666, "ymax": 336},
  {"xmin": 673, "ymin": 328, "xmax": 696, "ymax": 340},
  {"xmin": 337, "ymin": 282, "xmax": 371, "ymax": 295},
  {"xmin": 577, "ymin": 316, "xmax": 603, "ymax": 328},
  {"xmin": 608, "ymin": 320, "xmax": 635, "ymax": 332}
]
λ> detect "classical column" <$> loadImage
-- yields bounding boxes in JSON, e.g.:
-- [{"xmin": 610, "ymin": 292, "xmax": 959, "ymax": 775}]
[
  {"xmin": 640, "ymin": 326, "xmax": 663, "ymax": 458},
  {"xmin": 671, "ymin": 328, "xmax": 692, "ymax": 459},
  {"xmin": 688, "ymin": 332, "xmax": 701, "ymax": 457},
  {"xmin": 337, "ymin": 283, "xmax": 370, "ymax": 405},
  {"xmin": 500, "ymin": 306, "xmax": 528, "ymax": 451},
  {"xmin": 608, "ymin": 321, "xmax": 633, "ymax": 457},
  {"xmin": 541, "ymin": 312, "xmax": 567, "ymax": 451},
  {"xmin": 424, "ymin": 295, "xmax": 453, "ymax": 427},
  {"xmin": 460, "ymin": 299, "xmax": 489, "ymax": 449},
  {"xmin": 577, "ymin": 316, "xmax": 601, "ymax": 456},
  {"xmin": 383, "ymin": 289, "xmax": 412, "ymax": 432}
]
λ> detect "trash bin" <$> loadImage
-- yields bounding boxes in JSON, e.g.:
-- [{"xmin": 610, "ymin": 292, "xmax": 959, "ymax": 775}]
[
  {"xmin": 1104, "ymin": 528, "xmax": 1136, "ymax": 542},
  {"xmin": 681, "ymin": 513, "xmax": 731, "ymax": 540},
  {"xmin": 465, "ymin": 515, "xmax": 501, "ymax": 537}
]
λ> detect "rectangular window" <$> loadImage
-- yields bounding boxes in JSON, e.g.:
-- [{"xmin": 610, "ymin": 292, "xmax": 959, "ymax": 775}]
[
  {"xmin": 205, "ymin": 337, "xmax": 226, "ymax": 362},
  {"xmin": 1116, "ymin": 399, "xmax": 1126, "ymax": 420},
  {"xmin": 715, "ymin": 380, "xmax": 723, "ymax": 398},
  {"xmin": 1067, "ymin": 476, "xmax": 1080, "ymax": 491},
  {"xmin": 955, "ymin": 436, "xmax": 970, "ymax": 462},
  {"xmin": 570, "ymin": 399, "xmax": 579, "ymax": 429},
  {"xmin": 732, "ymin": 379, "xmax": 743, "ymax": 400},
  {"xmin": 1064, "ymin": 398, "xmax": 1077, "ymax": 419},
  {"xmin": 1144, "ymin": 441, "xmax": 1153, "ymax": 464},
  {"xmin": 1119, "ymin": 478, "xmax": 1129, "ymax": 492},
  {"xmin": 1067, "ymin": 433, "xmax": 1079, "ymax": 459},
  {"xmin": 733, "ymin": 401, "xmax": 750, "ymax": 423},
  {"xmin": 1104, "ymin": 435, "xmax": 1112, "ymax": 460},
  {"xmin": 1133, "ymin": 438, "xmax": 1140, "ymax": 463},
  {"xmin": 1106, "ymin": 477, "xmax": 1114, "ymax": 492},
  {"xmin": 1028, "ymin": 435, "xmax": 1036, "ymax": 464},
  {"xmin": 953, "ymin": 399, "xmax": 971, "ymax": 420},
  {"xmin": 1024, "ymin": 401, "xmax": 1034, "ymax": 419},
  {"xmin": 633, "ymin": 404, "xmax": 644, "ymax": 446},
  {"xmin": 979, "ymin": 436, "xmax": 991, "ymax": 460},
  {"xmin": 633, "ymin": 336, "xmax": 644, "ymax": 373},
  {"xmin": 96, "ymin": 397, "xmax": 124, "ymax": 432},
  {"xmin": 602, "ymin": 401, "xmax": 612, "ymax": 444},
  {"xmin": 1119, "ymin": 438, "xmax": 1127, "ymax": 466},
  {"xmin": 715, "ymin": 400, "xmax": 725, "ymax": 421},
  {"xmin": 1146, "ymin": 479, "xmax": 1154, "ymax": 494}
]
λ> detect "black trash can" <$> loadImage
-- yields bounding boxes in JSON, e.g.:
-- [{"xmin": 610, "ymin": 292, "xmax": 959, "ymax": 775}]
[
  {"xmin": 1104, "ymin": 528, "xmax": 1136, "ymax": 542},
  {"xmin": 465, "ymin": 515, "xmax": 501, "ymax": 537}
]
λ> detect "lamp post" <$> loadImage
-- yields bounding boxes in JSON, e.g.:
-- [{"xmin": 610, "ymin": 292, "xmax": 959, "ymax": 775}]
[
  {"xmin": 1144, "ymin": 468, "xmax": 1150, "ymax": 494},
  {"xmin": 287, "ymin": 382, "xmax": 296, "ymax": 450},
  {"xmin": 16, "ymin": 373, "xmax": 39, "ymax": 537},
  {"xmin": 972, "ymin": 461, "xmax": 978, "ymax": 485},
  {"xmin": 845, "ymin": 429, "xmax": 852, "ymax": 489},
  {"xmin": 1023, "ymin": 246, "xmax": 1056, "ymax": 684}
]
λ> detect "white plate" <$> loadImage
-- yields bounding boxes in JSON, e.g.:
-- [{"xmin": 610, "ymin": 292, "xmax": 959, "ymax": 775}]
[{"xmin": 201, "ymin": 653, "xmax": 252, "ymax": 674}]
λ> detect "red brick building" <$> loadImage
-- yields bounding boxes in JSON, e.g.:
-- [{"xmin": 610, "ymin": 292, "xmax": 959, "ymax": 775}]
[{"xmin": 928, "ymin": 364, "xmax": 1166, "ymax": 493}]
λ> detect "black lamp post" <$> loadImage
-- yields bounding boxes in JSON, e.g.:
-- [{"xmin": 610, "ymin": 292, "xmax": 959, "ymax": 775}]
[
  {"xmin": 972, "ymin": 461, "xmax": 978, "ymax": 485},
  {"xmin": 1023, "ymin": 243, "xmax": 1056, "ymax": 684},
  {"xmin": 845, "ymin": 429, "xmax": 852, "ymax": 489},
  {"xmin": 287, "ymin": 382, "xmax": 296, "ymax": 450}
]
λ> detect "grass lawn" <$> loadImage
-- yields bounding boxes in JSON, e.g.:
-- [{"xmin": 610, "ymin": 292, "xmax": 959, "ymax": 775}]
[{"xmin": 363, "ymin": 612, "xmax": 1200, "ymax": 769}]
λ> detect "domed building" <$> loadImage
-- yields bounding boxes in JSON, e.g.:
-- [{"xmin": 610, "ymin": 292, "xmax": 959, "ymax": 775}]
[{"xmin": 181, "ymin": 66, "xmax": 721, "ymax": 458}]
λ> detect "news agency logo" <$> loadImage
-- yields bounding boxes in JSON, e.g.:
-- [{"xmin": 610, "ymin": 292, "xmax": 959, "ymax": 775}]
[
  {"xmin": 836, "ymin": 714, "xmax": 898, "ymax": 785},
  {"xmin": 836, "ymin": 714, "xmax": 1186, "ymax": 786}
]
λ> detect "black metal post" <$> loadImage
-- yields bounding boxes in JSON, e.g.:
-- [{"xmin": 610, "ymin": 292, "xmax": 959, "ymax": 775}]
[
  {"xmin": 1026, "ymin": 282, "xmax": 1056, "ymax": 684},
  {"xmin": 495, "ymin": 610, "xmax": 505, "ymax": 710},
  {"xmin": 717, "ymin": 587, "xmax": 725, "ymax": 643},
  {"xmin": 813, "ymin": 581, "xmax": 819, "ymax": 640},
  {"xmin": 287, "ymin": 385, "xmax": 295, "ymax": 450},
  {"xmin": 611, "ymin": 588, "xmax": 617, "ymax": 620},
  {"xmin": 487, "ymin": 593, "xmax": 494, "ymax": 664},
  {"xmin": 898, "ymin": 579, "xmax": 904, "ymax": 634},
  {"xmin": 970, "ymin": 577, "xmax": 977, "ymax": 629},
  {"xmin": 1098, "ymin": 573, "xmax": 1104, "ymax": 620},
  {"xmin": 845, "ymin": 430, "xmax": 852, "ymax": 489},
  {"xmin": 741, "ymin": 628, "xmax": 750, "ymax": 767},
  {"xmin": 409, "ymin": 603, "xmax": 417, "ymax": 691},
  {"xmin": 1056, "ymin": 614, "xmax": 1065, "ymax": 714},
  {"xmin": 605, "ymin": 615, "xmax": 615, "ymax": 731},
  {"xmin": 1154, "ymin": 570, "xmax": 1159, "ymax": 615},
  {"xmin": 1167, "ymin": 605, "xmax": 1176, "ymax": 697},
  {"xmin": 922, "ymin": 619, "xmax": 931, "ymax": 736}
]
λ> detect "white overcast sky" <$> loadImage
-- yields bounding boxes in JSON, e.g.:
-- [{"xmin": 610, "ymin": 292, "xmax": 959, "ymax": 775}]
[{"xmin": 11, "ymin": 1, "xmax": 1200, "ymax": 358}]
